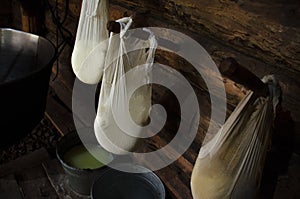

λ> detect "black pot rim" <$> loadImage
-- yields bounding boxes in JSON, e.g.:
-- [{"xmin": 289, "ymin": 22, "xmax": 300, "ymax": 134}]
[{"xmin": 0, "ymin": 28, "xmax": 56, "ymax": 86}]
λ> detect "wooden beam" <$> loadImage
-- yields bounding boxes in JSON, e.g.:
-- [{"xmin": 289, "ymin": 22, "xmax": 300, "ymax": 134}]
[
  {"xmin": 16, "ymin": 165, "xmax": 59, "ymax": 199},
  {"xmin": 42, "ymin": 159, "xmax": 89, "ymax": 199},
  {"xmin": 0, "ymin": 148, "xmax": 51, "ymax": 178}
]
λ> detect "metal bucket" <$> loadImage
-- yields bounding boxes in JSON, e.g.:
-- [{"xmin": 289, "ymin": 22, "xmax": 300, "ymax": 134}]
[
  {"xmin": 0, "ymin": 28, "xmax": 55, "ymax": 146},
  {"xmin": 91, "ymin": 164, "xmax": 166, "ymax": 199},
  {"xmin": 56, "ymin": 128, "xmax": 113, "ymax": 195}
]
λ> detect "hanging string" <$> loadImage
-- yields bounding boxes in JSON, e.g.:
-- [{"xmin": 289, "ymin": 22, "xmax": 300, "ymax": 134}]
[
  {"xmin": 55, "ymin": 0, "xmax": 59, "ymax": 81},
  {"xmin": 45, "ymin": 0, "xmax": 73, "ymax": 81}
]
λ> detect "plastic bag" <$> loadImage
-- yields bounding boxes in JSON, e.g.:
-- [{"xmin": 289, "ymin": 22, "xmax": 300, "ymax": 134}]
[
  {"xmin": 191, "ymin": 76, "xmax": 280, "ymax": 199},
  {"xmin": 94, "ymin": 17, "xmax": 157, "ymax": 154},
  {"xmin": 71, "ymin": 0, "xmax": 108, "ymax": 84}
]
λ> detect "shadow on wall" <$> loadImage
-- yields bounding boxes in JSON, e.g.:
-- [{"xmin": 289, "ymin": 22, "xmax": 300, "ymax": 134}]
[{"xmin": 259, "ymin": 101, "xmax": 295, "ymax": 198}]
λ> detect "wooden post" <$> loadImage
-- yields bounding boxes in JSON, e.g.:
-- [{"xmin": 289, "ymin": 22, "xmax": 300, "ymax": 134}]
[{"xmin": 219, "ymin": 57, "xmax": 269, "ymax": 97}]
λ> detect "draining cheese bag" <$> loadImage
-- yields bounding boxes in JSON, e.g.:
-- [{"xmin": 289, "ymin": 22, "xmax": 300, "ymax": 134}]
[
  {"xmin": 71, "ymin": 0, "xmax": 108, "ymax": 84},
  {"xmin": 94, "ymin": 17, "xmax": 157, "ymax": 154},
  {"xmin": 191, "ymin": 76, "xmax": 280, "ymax": 199}
]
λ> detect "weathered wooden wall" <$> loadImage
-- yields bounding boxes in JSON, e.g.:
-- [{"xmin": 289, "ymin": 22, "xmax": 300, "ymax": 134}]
[
  {"xmin": 111, "ymin": 0, "xmax": 300, "ymax": 72},
  {"xmin": 43, "ymin": 0, "xmax": 299, "ymax": 173},
  {"xmin": 40, "ymin": 0, "xmax": 300, "ymax": 119}
]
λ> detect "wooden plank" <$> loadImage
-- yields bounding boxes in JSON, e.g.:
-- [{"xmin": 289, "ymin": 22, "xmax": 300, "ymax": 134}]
[
  {"xmin": 49, "ymin": 78, "xmax": 96, "ymax": 128},
  {"xmin": 0, "ymin": 148, "xmax": 51, "ymax": 178},
  {"xmin": 49, "ymin": 79, "xmax": 73, "ymax": 111},
  {"xmin": 20, "ymin": 1, "xmax": 44, "ymax": 34},
  {"xmin": 47, "ymin": 77, "xmax": 95, "ymax": 135},
  {"xmin": 0, "ymin": 175, "xmax": 23, "ymax": 199},
  {"xmin": 139, "ymin": 154, "xmax": 193, "ymax": 199},
  {"xmin": 45, "ymin": 88, "xmax": 82, "ymax": 136},
  {"xmin": 219, "ymin": 57, "xmax": 269, "ymax": 97},
  {"xmin": 42, "ymin": 159, "xmax": 89, "ymax": 199},
  {"xmin": 110, "ymin": 0, "xmax": 300, "ymax": 72},
  {"xmin": 136, "ymin": 132, "xmax": 195, "ymax": 199},
  {"xmin": 16, "ymin": 166, "xmax": 59, "ymax": 199}
]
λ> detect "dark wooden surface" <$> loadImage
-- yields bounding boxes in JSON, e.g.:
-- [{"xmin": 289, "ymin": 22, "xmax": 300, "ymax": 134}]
[
  {"xmin": 0, "ymin": 148, "xmax": 51, "ymax": 178},
  {"xmin": 42, "ymin": 159, "xmax": 89, "ymax": 199},
  {"xmin": 273, "ymin": 153, "xmax": 300, "ymax": 199},
  {"xmin": 0, "ymin": 175, "xmax": 23, "ymax": 199},
  {"xmin": 0, "ymin": 148, "xmax": 59, "ymax": 199},
  {"xmin": 0, "ymin": 85, "xmax": 298, "ymax": 198},
  {"xmin": 17, "ymin": 165, "xmax": 58, "ymax": 199}
]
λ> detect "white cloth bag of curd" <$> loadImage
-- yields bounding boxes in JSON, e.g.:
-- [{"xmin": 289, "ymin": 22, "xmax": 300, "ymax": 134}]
[
  {"xmin": 71, "ymin": 0, "xmax": 108, "ymax": 84},
  {"xmin": 191, "ymin": 76, "xmax": 280, "ymax": 199},
  {"xmin": 94, "ymin": 17, "xmax": 157, "ymax": 154}
]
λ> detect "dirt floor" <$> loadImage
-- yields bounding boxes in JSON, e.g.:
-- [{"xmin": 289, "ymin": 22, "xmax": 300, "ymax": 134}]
[{"xmin": 0, "ymin": 116, "xmax": 60, "ymax": 164}]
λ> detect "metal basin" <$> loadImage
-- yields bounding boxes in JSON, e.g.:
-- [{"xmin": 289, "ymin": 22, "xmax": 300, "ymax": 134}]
[
  {"xmin": 0, "ymin": 28, "xmax": 55, "ymax": 146},
  {"xmin": 91, "ymin": 164, "xmax": 166, "ymax": 199}
]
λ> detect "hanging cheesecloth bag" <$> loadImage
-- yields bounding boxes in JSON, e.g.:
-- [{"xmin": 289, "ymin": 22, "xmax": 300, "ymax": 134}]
[
  {"xmin": 94, "ymin": 17, "xmax": 157, "ymax": 154},
  {"xmin": 191, "ymin": 76, "xmax": 280, "ymax": 199},
  {"xmin": 71, "ymin": 0, "xmax": 108, "ymax": 84}
]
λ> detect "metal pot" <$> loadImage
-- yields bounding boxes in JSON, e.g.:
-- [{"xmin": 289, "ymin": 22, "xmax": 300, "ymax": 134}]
[
  {"xmin": 56, "ymin": 128, "xmax": 113, "ymax": 196},
  {"xmin": 91, "ymin": 164, "xmax": 166, "ymax": 199},
  {"xmin": 0, "ymin": 28, "xmax": 55, "ymax": 146}
]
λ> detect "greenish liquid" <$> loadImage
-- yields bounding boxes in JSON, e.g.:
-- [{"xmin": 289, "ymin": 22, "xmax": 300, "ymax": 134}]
[{"xmin": 63, "ymin": 145, "xmax": 113, "ymax": 169}]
